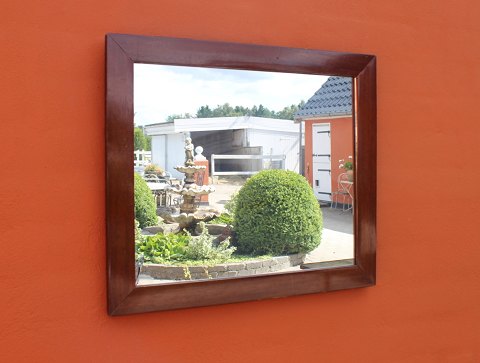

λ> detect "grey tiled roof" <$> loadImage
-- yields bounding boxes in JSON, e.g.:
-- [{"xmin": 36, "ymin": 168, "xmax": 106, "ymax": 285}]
[{"xmin": 295, "ymin": 76, "xmax": 352, "ymax": 119}]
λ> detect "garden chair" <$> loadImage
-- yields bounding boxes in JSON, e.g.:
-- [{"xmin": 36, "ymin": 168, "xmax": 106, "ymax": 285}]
[
  {"xmin": 143, "ymin": 174, "xmax": 161, "ymax": 183},
  {"xmin": 144, "ymin": 174, "xmax": 171, "ymax": 187},
  {"xmin": 143, "ymin": 174, "xmax": 171, "ymax": 206},
  {"xmin": 330, "ymin": 173, "xmax": 353, "ymax": 211}
]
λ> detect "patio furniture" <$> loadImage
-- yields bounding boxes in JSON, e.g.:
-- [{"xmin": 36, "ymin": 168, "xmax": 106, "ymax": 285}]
[
  {"xmin": 143, "ymin": 174, "xmax": 163, "ymax": 183},
  {"xmin": 163, "ymin": 171, "xmax": 173, "ymax": 182},
  {"xmin": 145, "ymin": 176, "xmax": 172, "ymax": 206},
  {"xmin": 331, "ymin": 173, "xmax": 353, "ymax": 211}
]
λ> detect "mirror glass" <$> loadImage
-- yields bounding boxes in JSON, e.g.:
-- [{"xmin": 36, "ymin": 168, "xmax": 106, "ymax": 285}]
[{"xmin": 133, "ymin": 64, "xmax": 354, "ymax": 285}]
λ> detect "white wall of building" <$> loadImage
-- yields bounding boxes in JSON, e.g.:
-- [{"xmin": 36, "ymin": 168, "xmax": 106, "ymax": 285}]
[
  {"xmin": 151, "ymin": 135, "xmax": 166, "ymax": 169},
  {"xmin": 146, "ymin": 117, "xmax": 301, "ymax": 177},
  {"xmin": 247, "ymin": 129, "xmax": 300, "ymax": 173},
  {"xmin": 151, "ymin": 133, "xmax": 185, "ymax": 180}
]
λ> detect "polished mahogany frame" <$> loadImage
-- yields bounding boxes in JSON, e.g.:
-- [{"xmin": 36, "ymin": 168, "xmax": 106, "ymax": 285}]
[{"xmin": 106, "ymin": 33, "xmax": 376, "ymax": 315}]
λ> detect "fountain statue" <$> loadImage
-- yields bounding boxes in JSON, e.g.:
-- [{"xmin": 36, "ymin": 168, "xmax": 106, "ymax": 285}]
[
  {"xmin": 184, "ymin": 137, "xmax": 195, "ymax": 166},
  {"xmin": 159, "ymin": 137, "xmax": 217, "ymax": 228}
]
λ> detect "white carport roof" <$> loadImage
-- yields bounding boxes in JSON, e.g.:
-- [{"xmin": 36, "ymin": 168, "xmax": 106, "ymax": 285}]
[{"xmin": 144, "ymin": 116, "xmax": 298, "ymax": 136}]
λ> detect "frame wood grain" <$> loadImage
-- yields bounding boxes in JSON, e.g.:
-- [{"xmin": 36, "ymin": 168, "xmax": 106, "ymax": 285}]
[{"xmin": 106, "ymin": 33, "xmax": 376, "ymax": 315}]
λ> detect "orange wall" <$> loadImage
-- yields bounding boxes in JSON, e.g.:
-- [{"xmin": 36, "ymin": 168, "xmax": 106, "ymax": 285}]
[
  {"xmin": 1, "ymin": 1, "xmax": 480, "ymax": 362},
  {"xmin": 304, "ymin": 117, "xmax": 353, "ymax": 199}
]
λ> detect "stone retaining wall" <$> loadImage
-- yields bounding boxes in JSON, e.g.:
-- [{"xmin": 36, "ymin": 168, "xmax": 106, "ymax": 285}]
[{"xmin": 141, "ymin": 253, "xmax": 305, "ymax": 280}]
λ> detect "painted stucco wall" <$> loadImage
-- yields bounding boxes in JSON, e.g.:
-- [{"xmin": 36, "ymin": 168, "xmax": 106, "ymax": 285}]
[{"xmin": 1, "ymin": 1, "xmax": 480, "ymax": 362}]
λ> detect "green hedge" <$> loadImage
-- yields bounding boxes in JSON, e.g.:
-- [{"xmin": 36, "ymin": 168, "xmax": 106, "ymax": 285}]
[
  {"xmin": 134, "ymin": 173, "xmax": 157, "ymax": 228},
  {"xmin": 234, "ymin": 170, "xmax": 322, "ymax": 255}
]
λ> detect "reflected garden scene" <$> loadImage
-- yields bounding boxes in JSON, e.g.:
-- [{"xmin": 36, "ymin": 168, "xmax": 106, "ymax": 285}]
[{"xmin": 133, "ymin": 65, "xmax": 354, "ymax": 285}]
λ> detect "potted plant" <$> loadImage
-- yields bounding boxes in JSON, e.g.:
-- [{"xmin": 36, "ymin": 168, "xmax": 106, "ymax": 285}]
[
  {"xmin": 144, "ymin": 163, "xmax": 165, "ymax": 178},
  {"xmin": 339, "ymin": 156, "xmax": 354, "ymax": 181}
]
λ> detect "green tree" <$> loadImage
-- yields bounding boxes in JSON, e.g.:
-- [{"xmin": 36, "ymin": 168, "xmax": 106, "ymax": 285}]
[
  {"xmin": 193, "ymin": 102, "xmax": 305, "ymax": 120},
  {"xmin": 168, "ymin": 101, "xmax": 306, "ymax": 122},
  {"xmin": 234, "ymin": 105, "xmax": 249, "ymax": 115},
  {"xmin": 134, "ymin": 127, "xmax": 146, "ymax": 150},
  {"xmin": 145, "ymin": 134, "xmax": 151, "ymax": 151},
  {"xmin": 196, "ymin": 105, "xmax": 213, "ymax": 118},
  {"xmin": 166, "ymin": 113, "xmax": 194, "ymax": 122},
  {"xmin": 274, "ymin": 100, "xmax": 305, "ymax": 120},
  {"xmin": 212, "ymin": 103, "xmax": 236, "ymax": 117},
  {"xmin": 134, "ymin": 126, "xmax": 152, "ymax": 151}
]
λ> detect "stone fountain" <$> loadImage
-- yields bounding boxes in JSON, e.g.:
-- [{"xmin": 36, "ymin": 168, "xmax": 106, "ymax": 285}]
[{"xmin": 158, "ymin": 137, "xmax": 218, "ymax": 228}]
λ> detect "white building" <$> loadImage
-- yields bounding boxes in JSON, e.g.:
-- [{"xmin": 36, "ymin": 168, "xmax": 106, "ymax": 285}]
[{"xmin": 144, "ymin": 116, "xmax": 300, "ymax": 180}]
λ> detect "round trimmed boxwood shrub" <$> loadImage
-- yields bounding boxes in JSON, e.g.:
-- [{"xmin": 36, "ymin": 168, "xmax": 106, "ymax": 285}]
[
  {"xmin": 234, "ymin": 170, "xmax": 322, "ymax": 255},
  {"xmin": 134, "ymin": 173, "xmax": 157, "ymax": 228}
]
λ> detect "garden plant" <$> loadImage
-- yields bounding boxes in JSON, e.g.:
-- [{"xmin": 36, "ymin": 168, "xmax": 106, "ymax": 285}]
[
  {"xmin": 135, "ymin": 169, "xmax": 323, "ymax": 281},
  {"xmin": 134, "ymin": 173, "xmax": 157, "ymax": 228},
  {"xmin": 135, "ymin": 222, "xmax": 236, "ymax": 265},
  {"xmin": 234, "ymin": 170, "xmax": 322, "ymax": 255}
]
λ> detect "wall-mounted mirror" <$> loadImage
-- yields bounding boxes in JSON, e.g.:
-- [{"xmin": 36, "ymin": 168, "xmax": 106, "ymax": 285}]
[{"xmin": 106, "ymin": 34, "xmax": 376, "ymax": 315}]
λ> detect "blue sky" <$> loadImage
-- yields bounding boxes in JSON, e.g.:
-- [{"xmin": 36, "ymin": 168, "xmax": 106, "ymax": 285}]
[{"xmin": 134, "ymin": 64, "xmax": 328, "ymax": 125}]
